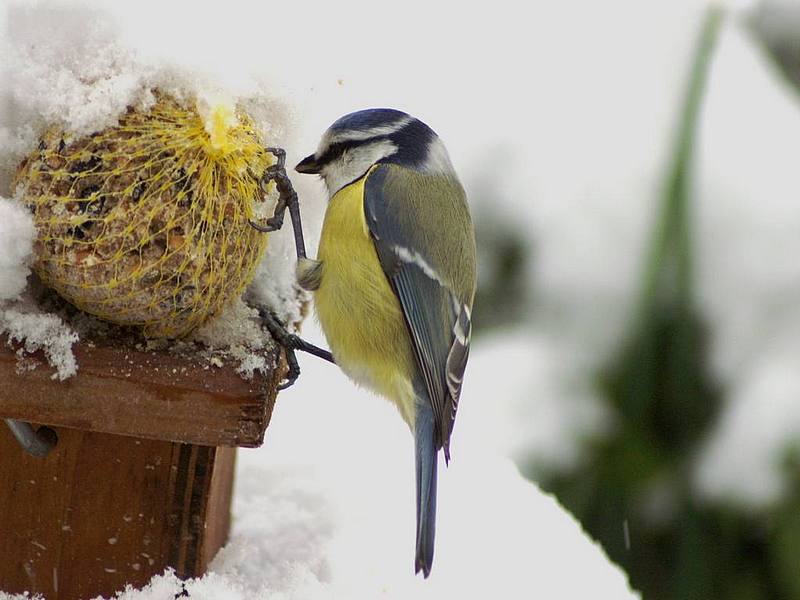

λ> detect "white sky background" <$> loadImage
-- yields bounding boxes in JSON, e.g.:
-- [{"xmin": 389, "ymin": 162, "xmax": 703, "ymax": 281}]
[{"xmin": 4, "ymin": 0, "xmax": 800, "ymax": 596}]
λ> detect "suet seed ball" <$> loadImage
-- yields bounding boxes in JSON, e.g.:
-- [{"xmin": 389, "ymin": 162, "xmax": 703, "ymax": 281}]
[{"xmin": 13, "ymin": 92, "xmax": 274, "ymax": 338}]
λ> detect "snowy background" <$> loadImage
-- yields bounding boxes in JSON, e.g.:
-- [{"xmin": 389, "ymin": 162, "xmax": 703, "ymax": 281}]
[{"xmin": 3, "ymin": 0, "xmax": 800, "ymax": 598}]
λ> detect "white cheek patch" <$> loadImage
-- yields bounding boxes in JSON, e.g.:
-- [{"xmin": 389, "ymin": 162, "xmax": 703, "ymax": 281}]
[{"xmin": 323, "ymin": 139, "xmax": 398, "ymax": 195}]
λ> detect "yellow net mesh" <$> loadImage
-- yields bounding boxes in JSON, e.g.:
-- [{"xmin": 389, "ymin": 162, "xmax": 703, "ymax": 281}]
[{"xmin": 13, "ymin": 92, "xmax": 273, "ymax": 338}]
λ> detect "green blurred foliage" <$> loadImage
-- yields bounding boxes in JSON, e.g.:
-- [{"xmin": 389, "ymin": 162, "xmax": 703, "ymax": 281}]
[
  {"xmin": 469, "ymin": 155, "xmax": 533, "ymax": 336},
  {"xmin": 472, "ymin": 210, "xmax": 531, "ymax": 335},
  {"xmin": 526, "ymin": 9, "xmax": 800, "ymax": 599},
  {"xmin": 749, "ymin": 1, "xmax": 800, "ymax": 100}
]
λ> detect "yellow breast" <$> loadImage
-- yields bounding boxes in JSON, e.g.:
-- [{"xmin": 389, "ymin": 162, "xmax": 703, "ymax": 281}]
[{"xmin": 314, "ymin": 173, "xmax": 417, "ymax": 425}]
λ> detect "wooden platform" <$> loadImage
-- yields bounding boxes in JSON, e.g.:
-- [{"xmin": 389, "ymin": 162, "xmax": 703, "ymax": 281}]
[
  {"xmin": 0, "ymin": 333, "xmax": 280, "ymax": 447},
  {"xmin": 0, "ymin": 332, "xmax": 284, "ymax": 599}
]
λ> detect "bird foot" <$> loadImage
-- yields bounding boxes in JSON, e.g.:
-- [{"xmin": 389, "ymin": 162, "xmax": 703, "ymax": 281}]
[
  {"xmin": 258, "ymin": 308, "xmax": 334, "ymax": 390},
  {"xmin": 249, "ymin": 147, "xmax": 308, "ymax": 260}
]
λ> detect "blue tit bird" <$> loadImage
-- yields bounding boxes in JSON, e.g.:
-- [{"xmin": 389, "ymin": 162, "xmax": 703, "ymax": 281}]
[{"xmin": 294, "ymin": 109, "xmax": 476, "ymax": 577}]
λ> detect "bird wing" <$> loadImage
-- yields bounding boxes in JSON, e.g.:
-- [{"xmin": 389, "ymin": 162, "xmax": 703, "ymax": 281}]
[{"xmin": 363, "ymin": 164, "xmax": 475, "ymax": 461}]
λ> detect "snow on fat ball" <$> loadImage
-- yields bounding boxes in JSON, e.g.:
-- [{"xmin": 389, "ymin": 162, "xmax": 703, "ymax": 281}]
[
  {"xmin": 0, "ymin": 196, "xmax": 36, "ymax": 302},
  {"xmin": 13, "ymin": 92, "xmax": 277, "ymax": 338}
]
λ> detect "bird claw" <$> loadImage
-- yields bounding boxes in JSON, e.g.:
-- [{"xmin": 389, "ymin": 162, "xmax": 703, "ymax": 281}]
[
  {"xmin": 278, "ymin": 352, "xmax": 301, "ymax": 391},
  {"xmin": 264, "ymin": 147, "xmax": 286, "ymax": 168},
  {"xmin": 248, "ymin": 214, "xmax": 283, "ymax": 233},
  {"xmin": 249, "ymin": 147, "xmax": 308, "ymax": 260},
  {"xmin": 258, "ymin": 308, "xmax": 335, "ymax": 391}
]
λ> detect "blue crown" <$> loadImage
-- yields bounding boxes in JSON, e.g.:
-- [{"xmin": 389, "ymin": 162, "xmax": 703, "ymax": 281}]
[{"xmin": 329, "ymin": 108, "xmax": 411, "ymax": 133}]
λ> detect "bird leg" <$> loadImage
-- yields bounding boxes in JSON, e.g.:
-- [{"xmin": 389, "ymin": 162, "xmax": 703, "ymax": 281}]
[
  {"xmin": 258, "ymin": 308, "xmax": 335, "ymax": 390},
  {"xmin": 250, "ymin": 148, "xmax": 334, "ymax": 388},
  {"xmin": 249, "ymin": 147, "xmax": 307, "ymax": 260}
]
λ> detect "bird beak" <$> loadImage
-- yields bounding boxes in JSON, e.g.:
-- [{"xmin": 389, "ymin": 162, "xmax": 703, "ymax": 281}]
[{"xmin": 295, "ymin": 154, "xmax": 321, "ymax": 174}]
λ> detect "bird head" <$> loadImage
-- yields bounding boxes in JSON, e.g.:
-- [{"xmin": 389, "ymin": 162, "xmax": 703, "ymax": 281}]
[{"xmin": 296, "ymin": 108, "xmax": 455, "ymax": 195}]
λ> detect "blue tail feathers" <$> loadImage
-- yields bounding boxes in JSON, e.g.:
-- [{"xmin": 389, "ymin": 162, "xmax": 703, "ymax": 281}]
[{"xmin": 414, "ymin": 404, "xmax": 439, "ymax": 578}]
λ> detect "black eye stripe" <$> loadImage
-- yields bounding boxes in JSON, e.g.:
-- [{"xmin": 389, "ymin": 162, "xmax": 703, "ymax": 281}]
[
  {"xmin": 315, "ymin": 136, "xmax": 391, "ymax": 166},
  {"xmin": 314, "ymin": 119, "xmax": 437, "ymax": 169}
]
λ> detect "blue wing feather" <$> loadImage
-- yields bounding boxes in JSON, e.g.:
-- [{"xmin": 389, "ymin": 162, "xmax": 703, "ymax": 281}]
[{"xmin": 363, "ymin": 164, "xmax": 471, "ymax": 458}]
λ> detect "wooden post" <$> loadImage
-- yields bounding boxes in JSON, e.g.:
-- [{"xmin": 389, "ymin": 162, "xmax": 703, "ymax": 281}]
[{"xmin": 0, "ymin": 334, "xmax": 283, "ymax": 599}]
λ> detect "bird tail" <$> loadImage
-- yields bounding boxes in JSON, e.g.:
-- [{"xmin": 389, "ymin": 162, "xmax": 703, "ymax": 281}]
[{"xmin": 414, "ymin": 403, "xmax": 438, "ymax": 578}]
